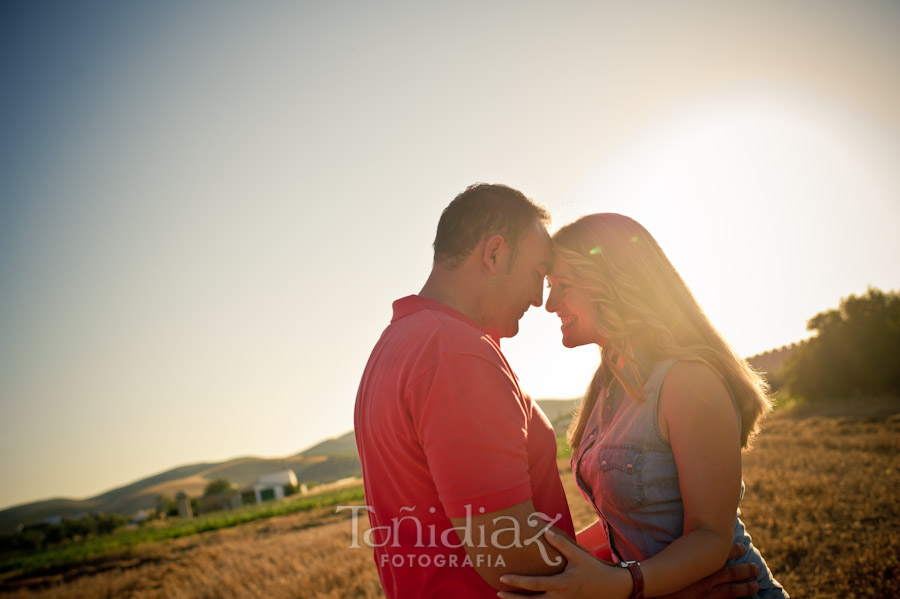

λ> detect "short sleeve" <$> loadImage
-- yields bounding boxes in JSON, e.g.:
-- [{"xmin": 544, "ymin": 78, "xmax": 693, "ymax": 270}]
[{"xmin": 408, "ymin": 351, "xmax": 533, "ymax": 518}]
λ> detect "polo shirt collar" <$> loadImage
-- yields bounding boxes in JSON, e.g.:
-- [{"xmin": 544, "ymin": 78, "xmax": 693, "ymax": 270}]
[{"xmin": 391, "ymin": 295, "xmax": 485, "ymax": 333}]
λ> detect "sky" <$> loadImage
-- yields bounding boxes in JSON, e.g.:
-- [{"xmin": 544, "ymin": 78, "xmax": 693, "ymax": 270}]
[{"xmin": 1, "ymin": 0, "xmax": 898, "ymax": 512}]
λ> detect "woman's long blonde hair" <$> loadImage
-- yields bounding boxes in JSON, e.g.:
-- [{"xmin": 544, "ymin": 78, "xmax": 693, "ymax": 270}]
[{"xmin": 558, "ymin": 214, "xmax": 772, "ymax": 450}]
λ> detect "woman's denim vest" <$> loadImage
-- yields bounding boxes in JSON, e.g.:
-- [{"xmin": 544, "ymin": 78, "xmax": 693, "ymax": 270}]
[{"xmin": 571, "ymin": 358, "xmax": 788, "ymax": 599}]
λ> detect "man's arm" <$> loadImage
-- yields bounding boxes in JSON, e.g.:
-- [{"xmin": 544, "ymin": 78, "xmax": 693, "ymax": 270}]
[
  {"xmin": 419, "ymin": 354, "xmax": 575, "ymax": 590},
  {"xmin": 449, "ymin": 499, "xmax": 576, "ymax": 592}
]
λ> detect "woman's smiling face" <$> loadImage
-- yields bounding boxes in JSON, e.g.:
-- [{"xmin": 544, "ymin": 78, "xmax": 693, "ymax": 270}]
[{"xmin": 544, "ymin": 258, "xmax": 605, "ymax": 348}]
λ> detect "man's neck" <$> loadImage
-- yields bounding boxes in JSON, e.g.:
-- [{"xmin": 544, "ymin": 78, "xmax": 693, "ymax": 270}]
[{"xmin": 419, "ymin": 265, "xmax": 485, "ymax": 327}]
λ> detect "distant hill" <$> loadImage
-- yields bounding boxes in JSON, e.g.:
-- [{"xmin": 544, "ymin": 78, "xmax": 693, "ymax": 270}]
[
  {"xmin": 537, "ymin": 398, "xmax": 581, "ymax": 434},
  {"xmin": 0, "ymin": 441, "xmax": 361, "ymax": 533},
  {"xmin": 296, "ymin": 431, "xmax": 358, "ymax": 457}
]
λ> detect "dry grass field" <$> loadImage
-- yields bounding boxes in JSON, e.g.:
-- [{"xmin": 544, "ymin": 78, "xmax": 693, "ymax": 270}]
[{"xmin": 1, "ymin": 398, "xmax": 897, "ymax": 599}]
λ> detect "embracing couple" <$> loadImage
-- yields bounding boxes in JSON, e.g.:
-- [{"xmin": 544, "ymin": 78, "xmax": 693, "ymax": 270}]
[{"xmin": 354, "ymin": 184, "xmax": 788, "ymax": 599}]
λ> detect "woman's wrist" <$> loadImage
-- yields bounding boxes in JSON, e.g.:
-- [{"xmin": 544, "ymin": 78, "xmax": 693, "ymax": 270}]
[{"xmin": 618, "ymin": 561, "xmax": 644, "ymax": 599}]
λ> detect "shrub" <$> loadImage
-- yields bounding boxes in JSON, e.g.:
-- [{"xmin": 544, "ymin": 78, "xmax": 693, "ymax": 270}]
[{"xmin": 784, "ymin": 287, "xmax": 900, "ymax": 400}]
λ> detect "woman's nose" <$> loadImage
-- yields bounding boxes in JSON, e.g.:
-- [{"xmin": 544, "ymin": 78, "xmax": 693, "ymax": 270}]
[{"xmin": 545, "ymin": 287, "xmax": 559, "ymax": 313}]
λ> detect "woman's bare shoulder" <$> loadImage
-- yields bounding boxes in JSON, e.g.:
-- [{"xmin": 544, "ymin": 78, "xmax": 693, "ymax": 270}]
[{"xmin": 660, "ymin": 359, "xmax": 730, "ymax": 409}]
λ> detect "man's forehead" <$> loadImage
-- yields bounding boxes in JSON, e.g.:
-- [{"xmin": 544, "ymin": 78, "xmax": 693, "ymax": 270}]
[
  {"xmin": 539, "ymin": 250, "xmax": 553, "ymax": 272},
  {"xmin": 522, "ymin": 224, "xmax": 553, "ymax": 266},
  {"xmin": 538, "ymin": 227, "xmax": 554, "ymax": 266}
]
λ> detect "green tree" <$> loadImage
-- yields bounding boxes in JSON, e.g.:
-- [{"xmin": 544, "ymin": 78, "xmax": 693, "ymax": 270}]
[
  {"xmin": 156, "ymin": 494, "xmax": 178, "ymax": 517},
  {"xmin": 61, "ymin": 515, "xmax": 95, "ymax": 539},
  {"xmin": 95, "ymin": 513, "xmax": 127, "ymax": 535},
  {"xmin": 203, "ymin": 478, "xmax": 234, "ymax": 496},
  {"xmin": 17, "ymin": 528, "xmax": 45, "ymax": 552},
  {"xmin": 785, "ymin": 287, "xmax": 900, "ymax": 400}
]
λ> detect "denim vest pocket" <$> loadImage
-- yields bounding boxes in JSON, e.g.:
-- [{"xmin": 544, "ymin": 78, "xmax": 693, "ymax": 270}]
[{"xmin": 595, "ymin": 444, "xmax": 645, "ymax": 511}]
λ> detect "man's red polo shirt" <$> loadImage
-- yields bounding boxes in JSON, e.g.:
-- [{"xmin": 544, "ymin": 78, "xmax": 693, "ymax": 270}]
[{"xmin": 354, "ymin": 295, "xmax": 575, "ymax": 598}]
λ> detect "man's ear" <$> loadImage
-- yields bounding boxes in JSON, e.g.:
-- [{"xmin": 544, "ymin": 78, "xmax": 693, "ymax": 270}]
[{"xmin": 482, "ymin": 234, "xmax": 508, "ymax": 275}]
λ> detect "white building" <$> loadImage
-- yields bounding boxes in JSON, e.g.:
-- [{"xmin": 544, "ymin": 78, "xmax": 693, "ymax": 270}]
[{"xmin": 249, "ymin": 469, "xmax": 301, "ymax": 503}]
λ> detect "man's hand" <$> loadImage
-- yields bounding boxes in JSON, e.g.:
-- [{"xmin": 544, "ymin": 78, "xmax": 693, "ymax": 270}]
[{"xmin": 656, "ymin": 543, "xmax": 760, "ymax": 599}]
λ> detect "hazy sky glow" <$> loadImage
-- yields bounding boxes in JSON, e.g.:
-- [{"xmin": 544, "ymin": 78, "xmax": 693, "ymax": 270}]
[{"xmin": 1, "ymin": 1, "xmax": 899, "ymax": 511}]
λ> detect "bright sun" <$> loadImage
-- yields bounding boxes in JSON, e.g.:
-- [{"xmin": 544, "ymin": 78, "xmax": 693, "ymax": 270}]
[{"xmin": 503, "ymin": 88, "xmax": 899, "ymax": 400}]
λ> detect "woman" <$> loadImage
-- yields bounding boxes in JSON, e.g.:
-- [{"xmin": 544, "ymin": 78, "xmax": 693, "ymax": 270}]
[{"xmin": 498, "ymin": 214, "xmax": 788, "ymax": 599}]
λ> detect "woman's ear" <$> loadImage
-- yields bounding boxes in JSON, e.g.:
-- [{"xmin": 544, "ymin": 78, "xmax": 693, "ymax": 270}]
[{"xmin": 482, "ymin": 234, "xmax": 508, "ymax": 274}]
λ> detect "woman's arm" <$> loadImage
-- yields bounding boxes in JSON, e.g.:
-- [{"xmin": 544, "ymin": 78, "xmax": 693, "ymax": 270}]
[
  {"xmin": 497, "ymin": 361, "xmax": 743, "ymax": 599},
  {"xmin": 640, "ymin": 360, "xmax": 742, "ymax": 596}
]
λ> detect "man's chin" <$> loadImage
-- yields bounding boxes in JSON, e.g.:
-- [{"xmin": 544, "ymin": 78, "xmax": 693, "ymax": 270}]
[{"xmin": 495, "ymin": 324, "xmax": 519, "ymax": 339}]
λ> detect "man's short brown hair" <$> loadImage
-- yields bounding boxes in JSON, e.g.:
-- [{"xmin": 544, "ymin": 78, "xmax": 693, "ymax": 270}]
[{"xmin": 432, "ymin": 183, "xmax": 550, "ymax": 269}]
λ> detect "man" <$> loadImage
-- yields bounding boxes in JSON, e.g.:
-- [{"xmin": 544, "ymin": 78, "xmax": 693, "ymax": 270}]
[{"xmin": 355, "ymin": 183, "xmax": 760, "ymax": 598}]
